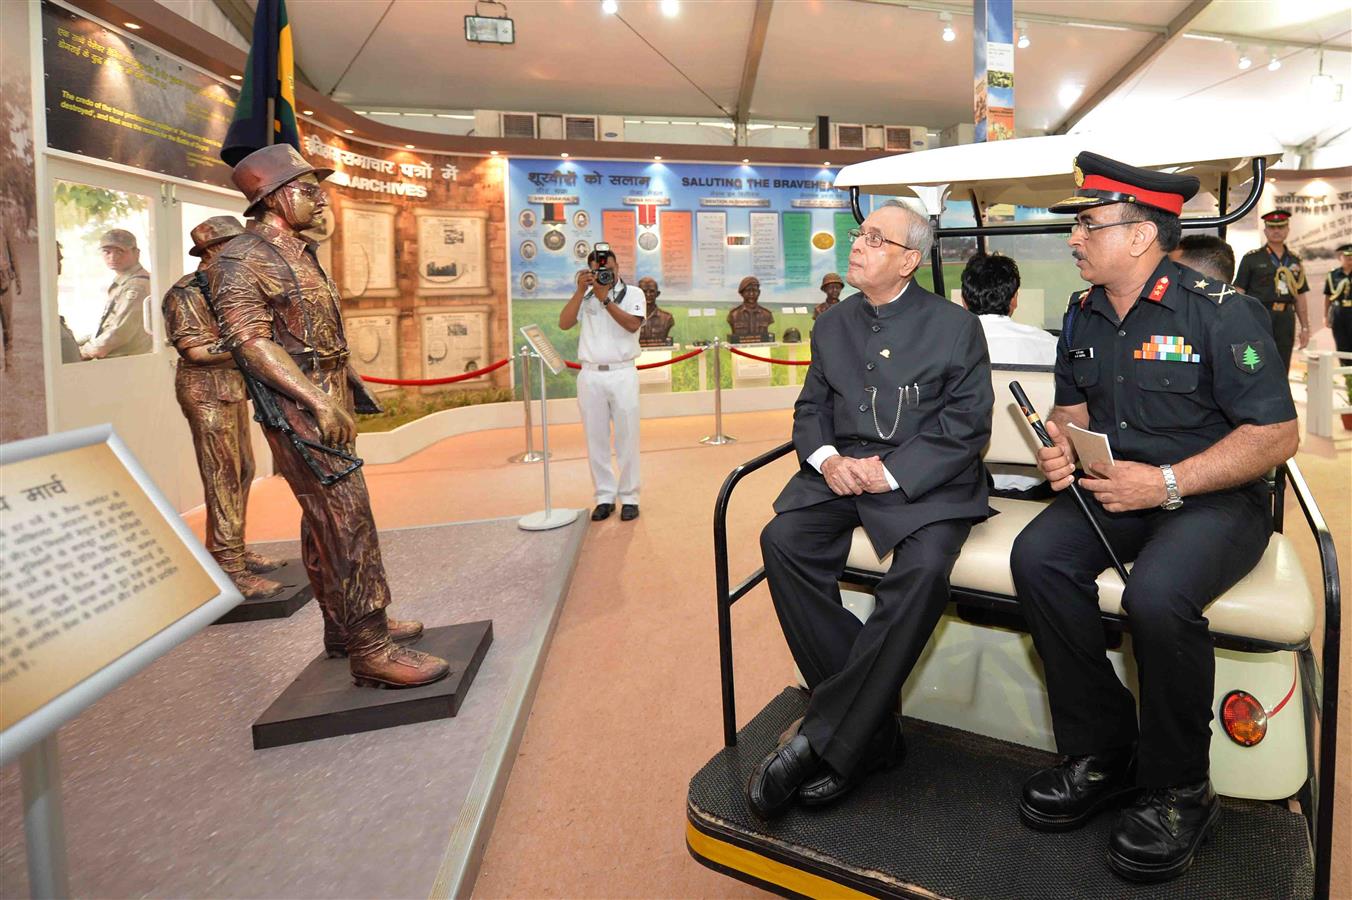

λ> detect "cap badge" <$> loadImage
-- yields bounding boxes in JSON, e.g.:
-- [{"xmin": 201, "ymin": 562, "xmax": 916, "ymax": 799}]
[{"xmin": 1073, "ymin": 163, "xmax": 1084, "ymax": 187}]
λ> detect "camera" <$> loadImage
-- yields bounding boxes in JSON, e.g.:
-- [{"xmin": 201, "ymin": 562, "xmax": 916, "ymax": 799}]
[{"xmin": 592, "ymin": 242, "xmax": 615, "ymax": 286}]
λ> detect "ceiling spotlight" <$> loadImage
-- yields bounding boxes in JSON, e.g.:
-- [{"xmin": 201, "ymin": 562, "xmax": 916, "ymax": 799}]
[
  {"xmin": 343, "ymin": 128, "xmax": 354, "ymax": 134},
  {"xmin": 490, "ymin": 150, "xmax": 500, "ymax": 155},
  {"xmin": 1237, "ymin": 46, "xmax": 1251, "ymax": 70},
  {"xmin": 560, "ymin": 152, "xmax": 570, "ymax": 158},
  {"xmin": 1310, "ymin": 53, "xmax": 1337, "ymax": 102},
  {"xmin": 123, "ymin": 22, "xmax": 141, "ymax": 30},
  {"xmin": 741, "ymin": 158, "xmax": 750, "ymax": 163},
  {"xmin": 1267, "ymin": 52, "xmax": 1281, "ymax": 71},
  {"xmin": 405, "ymin": 144, "xmax": 415, "ymax": 149},
  {"xmin": 823, "ymin": 161, "xmax": 831, "ymax": 166},
  {"xmin": 601, "ymin": 0, "xmax": 618, "ymax": 12},
  {"xmin": 661, "ymin": 0, "xmax": 679, "ymax": 17},
  {"xmin": 1016, "ymin": 21, "xmax": 1029, "ymax": 49},
  {"xmin": 302, "ymin": 109, "xmax": 314, "ymax": 115},
  {"xmin": 939, "ymin": 12, "xmax": 955, "ymax": 42},
  {"xmin": 229, "ymin": 73, "xmax": 243, "ymax": 81}
]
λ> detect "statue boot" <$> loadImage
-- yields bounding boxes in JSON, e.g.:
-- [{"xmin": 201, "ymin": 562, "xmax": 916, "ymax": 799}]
[
  {"xmin": 242, "ymin": 549, "xmax": 284, "ymax": 573},
  {"xmin": 233, "ymin": 571, "xmax": 285, "ymax": 599},
  {"xmin": 346, "ymin": 610, "xmax": 449, "ymax": 688},
  {"xmin": 323, "ymin": 608, "xmax": 423, "ymax": 658}
]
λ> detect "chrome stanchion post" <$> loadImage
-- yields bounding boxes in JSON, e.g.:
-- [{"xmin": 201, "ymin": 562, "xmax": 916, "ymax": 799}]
[
  {"xmin": 700, "ymin": 337, "xmax": 736, "ymax": 445},
  {"xmin": 519, "ymin": 350, "xmax": 579, "ymax": 531},
  {"xmin": 20, "ymin": 736, "xmax": 69, "ymax": 899},
  {"xmin": 509, "ymin": 345, "xmax": 548, "ymax": 463}
]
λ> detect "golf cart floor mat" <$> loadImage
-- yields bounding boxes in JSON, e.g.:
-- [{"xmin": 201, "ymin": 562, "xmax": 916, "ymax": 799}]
[{"xmin": 687, "ymin": 688, "xmax": 1313, "ymax": 899}]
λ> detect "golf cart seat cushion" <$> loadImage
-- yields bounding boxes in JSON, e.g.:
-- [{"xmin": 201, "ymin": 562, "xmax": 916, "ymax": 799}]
[{"xmin": 844, "ymin": 496, "xmax": 1316, "ymax": 647}]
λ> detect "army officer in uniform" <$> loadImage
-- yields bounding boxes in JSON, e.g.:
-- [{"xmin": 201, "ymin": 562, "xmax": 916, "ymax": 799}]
[
  {"xmin": 1233, "ymin": 209, "xmax": 1310, "ymax": 373},
  {"xmin": 748, "ymin": 202, "xmax": 992, "ymax": 819},
  {"xmin": 1011, "ymin": 152, "xmax": 1298, "ymax": 884},
  {"xmin": 1324, "ymin": 243, "xmax": 1352, "ymax": 356}
]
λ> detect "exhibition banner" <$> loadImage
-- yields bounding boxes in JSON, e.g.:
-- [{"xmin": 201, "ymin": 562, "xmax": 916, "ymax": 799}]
[
  {"xmin": 507, "ymin": 158, "xmax": 858, "ymax": 304},
  {"xmin": 42, "ymin": 1, "xmax": 238, "ymax": 189},
  {"xmin": 974, "ymin": 0, "xmax": 1015, "ymax": 142}
]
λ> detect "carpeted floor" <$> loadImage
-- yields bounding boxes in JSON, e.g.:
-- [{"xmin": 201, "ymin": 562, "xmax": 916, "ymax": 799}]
[
  {"xmin": 5, "ymin": 407, "xmax": 1345, "ymax": 899},
  {"xmin": 0, "ymin": 517, "xmax": 585, "ymax": 899}
]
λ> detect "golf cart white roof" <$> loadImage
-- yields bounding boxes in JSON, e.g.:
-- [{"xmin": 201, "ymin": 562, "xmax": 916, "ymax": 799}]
[{"xmin": 834, "ymin": 132, "xmax": 1285, "ymax": 215}]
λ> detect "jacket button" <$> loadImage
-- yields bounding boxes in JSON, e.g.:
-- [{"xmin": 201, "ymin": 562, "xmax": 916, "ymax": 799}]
[
  {"xmin": 871, "ymin": 324, "xmax": 881, "ymax": 333},
  {"xmin": 1118, "ymin": 330, "xmax": 1126, "ymax": 337},
  {"xmin": 859, "ymin": 403, "xmax": 869, "ymax": 412},
  {"xmin": 866, "ymin": 362, "xmax": 876, "ymax": 370},
  {"xmin": 1162, "ymin": 377, "xmax": 1171, "ymax": 386},
  {"xmin": 1119, "ymin": 421, "xmax": 1128, "ymax": 430},
  {"xmin": 1115, "ymin": 375, "xmax": 1124, "ymax": 383}
]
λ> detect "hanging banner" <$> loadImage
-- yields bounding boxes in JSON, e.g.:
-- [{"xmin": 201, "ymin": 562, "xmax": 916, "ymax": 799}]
[
  {"xmin": 41, "ymin": 1, "xmax": 238, "ymax": 189},
  {"xmin": 974, "ymin": 0, "xmax": 1015, "ymax": 142}
]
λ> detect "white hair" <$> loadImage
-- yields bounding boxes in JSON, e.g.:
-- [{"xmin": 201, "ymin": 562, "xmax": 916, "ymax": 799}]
[{"xmin": 877, "ymin": 199, "xmax": 934, "ymax": 260}]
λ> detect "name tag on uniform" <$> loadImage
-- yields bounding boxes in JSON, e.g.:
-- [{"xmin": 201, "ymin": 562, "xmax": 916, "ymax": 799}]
[{"xmin": 1068, "ymin": 348, "xmax": 1094, "ymax": 360}]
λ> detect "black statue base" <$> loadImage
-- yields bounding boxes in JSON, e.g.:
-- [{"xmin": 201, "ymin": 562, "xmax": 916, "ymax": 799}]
[
  {"xmin": 251, "ymin": 620, "xmax": 494, "ymax": 750},
  {"xmin": 213, "ymin": 559, "xmax": 314, "ymax": 625}
]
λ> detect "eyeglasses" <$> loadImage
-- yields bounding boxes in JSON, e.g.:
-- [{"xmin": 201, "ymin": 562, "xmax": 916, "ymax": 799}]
[
  {"xmin": 848, "ymin": 228, "xmax": 915, "ymax": 251},
  {"xmin": 286, "ymin": 181, "xmax": 325, "ymax": 199},
  {"xmin": 1070, "ymin": 217, "xmax": 1138, "ymax": 236}
]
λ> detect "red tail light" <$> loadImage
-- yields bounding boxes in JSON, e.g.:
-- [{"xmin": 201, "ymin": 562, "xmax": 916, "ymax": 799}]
[{"xmin": 1221, "ymin": 690, "xmax": 1268, "ymax": 746}]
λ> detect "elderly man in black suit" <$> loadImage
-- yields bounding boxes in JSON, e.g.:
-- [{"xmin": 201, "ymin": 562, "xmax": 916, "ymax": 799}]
[{"xmin": 748, "ymin": 201, "xmax": 993, "ymax": 819}]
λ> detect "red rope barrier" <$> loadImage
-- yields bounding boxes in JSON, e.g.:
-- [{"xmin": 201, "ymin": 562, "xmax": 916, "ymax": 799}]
[
  {"xmin": 564, "ymin": 346, "xmax": 707, "ymax": 371},
  {"xmin": 360, "ymin": 356, "xmax": 512, "ymax": 386},
  {"xmin": 727, "ymin": 346, "xmax": 812, "ymax": 366}
]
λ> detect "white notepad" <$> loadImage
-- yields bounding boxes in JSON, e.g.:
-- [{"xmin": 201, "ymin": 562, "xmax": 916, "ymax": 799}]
[{"xmin": 1066, "ymin": 423, "xmax": 1114, "ymax": 473}]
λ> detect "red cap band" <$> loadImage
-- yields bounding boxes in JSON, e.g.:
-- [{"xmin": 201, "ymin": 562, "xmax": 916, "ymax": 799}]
[{"xmin": 1082, "ymin": 175, "xmax": 1184, "ymax": 215}]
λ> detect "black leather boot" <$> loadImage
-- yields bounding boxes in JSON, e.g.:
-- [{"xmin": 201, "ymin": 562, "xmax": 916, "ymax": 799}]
[
  {"xmin": 1107, "ymin": 779, "xmax": 1219, "ymax": 883},
  {"xmin": 1019, "ymin": 744, "xmax": 1137, "ymax": 831},
  {"xmin": 798, "ymin": 716, "xmax": 905, "ymax": 807}
]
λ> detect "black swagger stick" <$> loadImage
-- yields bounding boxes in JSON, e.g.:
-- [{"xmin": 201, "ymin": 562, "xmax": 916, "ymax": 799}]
[{"xmin": 1009, "ymin": 380, "xmax": 1130, "ymax": 583}]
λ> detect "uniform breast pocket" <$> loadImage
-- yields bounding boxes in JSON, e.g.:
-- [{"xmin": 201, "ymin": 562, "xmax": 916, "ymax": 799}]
[
  {"xmin": 1070, "ymin": 356, "xmax": 1100, "ymax": 390},
  {"xmin": 1135, "ymin": 360, "xmax": 1201, "ymax": 429}
]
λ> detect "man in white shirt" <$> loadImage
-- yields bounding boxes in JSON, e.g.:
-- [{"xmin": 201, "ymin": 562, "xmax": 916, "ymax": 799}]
[
  {"xmin": 961, "ymin": 253, "xmax": 1057, "ymax": 496},
  {"xmin": 961, "ymin": 252, "xmax": 1058, "ymax": 366},
  {"xmin": 559, "ymin": 244, "xmax": 646, "ymax": 521}
]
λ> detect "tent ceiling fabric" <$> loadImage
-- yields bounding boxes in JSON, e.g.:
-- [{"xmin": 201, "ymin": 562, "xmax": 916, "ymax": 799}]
[{"xmin": 255, "ymin": 0, "xmax": 1348, "ymax": 144}]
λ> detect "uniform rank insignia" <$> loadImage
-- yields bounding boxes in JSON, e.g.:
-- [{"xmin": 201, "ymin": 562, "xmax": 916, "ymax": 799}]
[
  {"xmin": 1147, "ymin": 276, "xmax": 1170, "ymax": 302},
  {"xmin": 1135, "ymin": 335, "xmax": 1198, "ymax": 362},
  {"xmin": 1231, "ymin": 342, "xmax": 1264, "ymax": 373}
]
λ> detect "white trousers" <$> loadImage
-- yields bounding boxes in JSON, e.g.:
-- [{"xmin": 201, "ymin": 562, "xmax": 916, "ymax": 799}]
[{"xmin": 576, "ymin": 366, "xmax": 641, "ymax": 505}]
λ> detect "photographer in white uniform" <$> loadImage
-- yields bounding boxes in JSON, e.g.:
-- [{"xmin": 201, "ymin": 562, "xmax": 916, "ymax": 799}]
[{"xmin": 559, "ymin": 243, "xmax": 646, "ymax": 521}]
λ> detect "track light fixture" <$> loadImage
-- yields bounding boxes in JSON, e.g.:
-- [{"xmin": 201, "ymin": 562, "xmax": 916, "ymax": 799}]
[
  {"xmin": 1267, "ymin": 51, "xmax": 1280, "ymax": 71},
  {"xmin": 939, "ymin": 11, "xmax": 955, "ymax": 42},
  {"xmin": 1236, "ymin": 45, "xmax": 1251, "ymax": 70},
  {"xmin": 1016, "ymin": 21, "xmax": 1029, "ymax": 49}
]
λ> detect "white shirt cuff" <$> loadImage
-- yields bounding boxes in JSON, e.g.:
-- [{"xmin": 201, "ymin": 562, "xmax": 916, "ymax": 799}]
[
  {"xmin": 883, "ymin": 467, "xmax": 899, "ymax": 491},
  {"xmin": 806, "ymin": 445, "xmax": 838, "ymax": 473}
]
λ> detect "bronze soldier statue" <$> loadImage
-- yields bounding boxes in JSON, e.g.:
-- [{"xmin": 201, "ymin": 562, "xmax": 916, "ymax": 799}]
[
  {"xmin": 164, "ymin": 216, "xmax": 285, "ymax": 600},
  {"xmin": 814, "ymin": 272, "xmax": 845, "ymax": 319},
  {"xmin": 208, "ymin": 144, "xmax": 447, "ymax": 688},
  {"xmin": 727, "ymin": 275, "xmax": 774, "ymax": 341},
  {"xmin": 637, "ymin": 277, "xmax": 675, "ymax": 346}
]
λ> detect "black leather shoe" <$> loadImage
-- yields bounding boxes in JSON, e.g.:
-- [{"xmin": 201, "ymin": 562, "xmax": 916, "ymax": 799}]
[
  {"xmin": 620, "ymin": 504, "xmax": 639, "ymax": 521},
  {"xmin": 1107, "ymin": 780, "xmax": 1219, "ymax": 883},
  {"xmin": 798, "ymin": 717, "xmax": 905, "ymax": 807},
  {"xmin": 1019, "ymin": 745, "xmax": 1137, "ymax": 831},
  {"xmin": 747, "ymin": 734, "xmax": 820, "ymax": 820},
  {"xmin": 590, "ymin": 503, "xmax": 614, "ymax": 521}
]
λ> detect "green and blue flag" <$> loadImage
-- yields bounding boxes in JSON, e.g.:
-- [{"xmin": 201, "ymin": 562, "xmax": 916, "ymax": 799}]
[{"xmin": 221, "ymin": 0, "xmax": 300, "ymax": 167}]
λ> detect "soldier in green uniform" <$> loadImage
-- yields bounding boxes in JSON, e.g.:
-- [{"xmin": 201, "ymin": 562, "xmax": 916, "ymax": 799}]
[
  {"xmin": 1233, "ymin": 209, "xmax": 1310, "ymax": 373},
  {"xmin": 82, "ymin": 229, "xmax": 153, "ymax": 360},
  {"xmin": 1323, "ymin": 243, "xmax": 1352, "ymax": 356}
]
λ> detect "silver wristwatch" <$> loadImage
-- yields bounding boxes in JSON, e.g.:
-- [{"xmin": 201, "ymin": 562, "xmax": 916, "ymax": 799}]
[{"xmin": 1159, "ymin": 464, "xmax": 1183, "ymax": 510}]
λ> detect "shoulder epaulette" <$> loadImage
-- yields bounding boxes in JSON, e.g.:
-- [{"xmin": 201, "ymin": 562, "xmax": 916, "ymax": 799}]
[
  {"xmin": 1175, "ymin": 265, "xmax": 1238, "ymax": 305},
  {"xmin": 216, "ymin": 232, "xmax": 266, "ymax": 261},
  {"xmin": 1069, "ymin": 289, "xmax": 1090, "ymax": 310}
]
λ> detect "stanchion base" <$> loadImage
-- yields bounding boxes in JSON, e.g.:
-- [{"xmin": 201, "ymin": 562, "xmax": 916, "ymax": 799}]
[
  {"xmin": 507, "ymin": 451, "xmax": 550, "ymax": 463},
  {"xmin": 699, "ymin": 435, "xmax": 737, "ymax": 445},
  {"xmin": 518, "ymin": 508, "xmax": 580, "ymax": 531}
]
